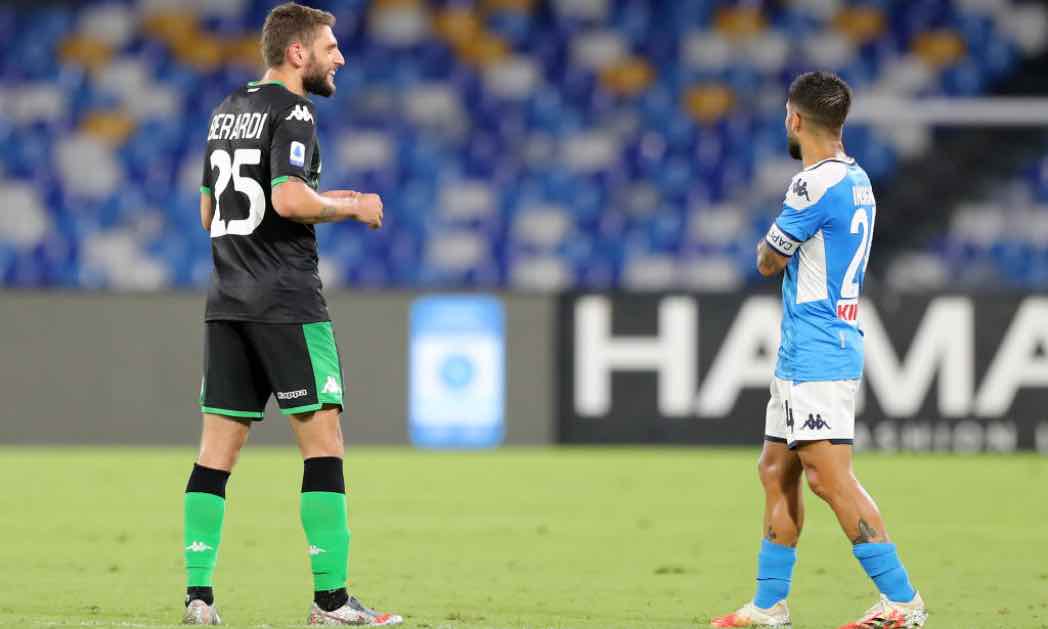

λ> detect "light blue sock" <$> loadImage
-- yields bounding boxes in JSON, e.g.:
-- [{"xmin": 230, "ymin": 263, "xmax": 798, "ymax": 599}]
[
  {"xmin": 754, "ymin": 539, "xmax": 797, "ymax": 609},
  {"xmin": 853, "ymin": 543, "xmax": 916, "ymax": 603}
]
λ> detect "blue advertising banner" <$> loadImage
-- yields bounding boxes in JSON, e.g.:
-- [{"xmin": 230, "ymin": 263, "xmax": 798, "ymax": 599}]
[{"xmin": 409, "ymin": 295, "xmax": 505, "ymax": 448}]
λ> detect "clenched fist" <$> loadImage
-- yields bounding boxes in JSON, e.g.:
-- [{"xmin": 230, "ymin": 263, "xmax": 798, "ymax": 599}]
[{"xmin": 329, "ymin": 190, "xmax": 383, "ymax": 229}]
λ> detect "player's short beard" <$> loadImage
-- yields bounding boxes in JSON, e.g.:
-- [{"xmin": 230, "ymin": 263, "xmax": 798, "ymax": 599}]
[
  {"xmin": 787, "ymin": 133, "xmax": 802, "ymax": 160},
  {"xmin": 302, "ymin": 54, "xmax": 334, "ymax": 97}
]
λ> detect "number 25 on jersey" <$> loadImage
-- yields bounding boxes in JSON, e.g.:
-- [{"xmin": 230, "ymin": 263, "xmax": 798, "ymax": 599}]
[{"xmin": 209, "ymin": 148, "xmax": 265, "ymax": 238}]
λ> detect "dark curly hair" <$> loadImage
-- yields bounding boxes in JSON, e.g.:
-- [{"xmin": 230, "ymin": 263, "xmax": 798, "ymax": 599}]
[{"xmin": 788, "ymin": 71, "xmax": 852, "ymax": 132}]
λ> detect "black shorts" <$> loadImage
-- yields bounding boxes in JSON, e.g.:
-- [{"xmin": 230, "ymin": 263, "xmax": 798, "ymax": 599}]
[{"xmin": 199, "ymin": 321, "xmax": 344, "ymax": 420}]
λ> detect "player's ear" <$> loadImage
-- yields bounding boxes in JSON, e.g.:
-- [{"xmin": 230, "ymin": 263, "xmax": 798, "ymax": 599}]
[{"xmin": 287, "ymin": 41, "xmax": 304, "ymax": 68}]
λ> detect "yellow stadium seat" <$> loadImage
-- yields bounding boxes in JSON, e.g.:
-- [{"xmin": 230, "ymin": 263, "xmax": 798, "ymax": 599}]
[
  {"xmin": 456, "ymin": 32, "xmax": 510, "ymax": 68},
  {"xmin": 433, "ymin": 7, "xmax": 482, "ymax": 46},
  {"xmin": 172, "ymin": 35, "xmax": 224, "ymax": 71},
  {"xmin": 142, "ymin": 12, "xmax": 200, "ymax": 47},
  {"xmin": 600, "ymin": 57, "xmax": 655, "ymax": 98},
  {"xmin": 714, "ymin": 6, "xmax": 766, "ymax": 40},
  {"xmin": 80, "ymin": 111, "xmax": 136, "ymax": 146},
  {"xmin": 59, "ymin": 36, "xmax": 114, "ymax": 73},
  {"xmin": 833, "ymin": 6, "xmax": 887, "ymax": 45},
  {"xmin": 913, "ymin": 30, "xmax": 967, "ymax": 67},
  {"xmin": 684, "ymin": 83, "xmax": 737, "ymax": 125},
  {"xmin": 225, "ymin": 34, "xmax": 263, "ymax": 69}
]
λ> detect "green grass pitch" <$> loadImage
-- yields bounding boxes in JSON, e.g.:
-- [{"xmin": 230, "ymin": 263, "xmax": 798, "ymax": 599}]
[{"xmin": 0, "ymin": 447, "xmax": 1045, "ymax": 629}]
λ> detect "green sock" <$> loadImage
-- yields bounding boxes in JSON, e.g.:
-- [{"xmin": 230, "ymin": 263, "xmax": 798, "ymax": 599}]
[
  {"xmin": 300, "ymin": 491, "xmax": 351, "ymax": 591},
  {"xmin": 184, "ymin": 492, "xmax": 225, "ymax": 587}
]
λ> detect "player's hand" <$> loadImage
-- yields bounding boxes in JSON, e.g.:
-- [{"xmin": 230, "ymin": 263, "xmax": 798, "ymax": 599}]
[
  {"xmin": 356, "ymin": 193, "xmax": 383, "ymax": 229},
  {"xmin": 331, "ymin": 190, "xmax": 383, "ymax": 229}
]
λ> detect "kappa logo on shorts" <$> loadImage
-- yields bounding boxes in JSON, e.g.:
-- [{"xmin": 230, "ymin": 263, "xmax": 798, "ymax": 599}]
[
  {"xmin": 321, "ymin": 375, "xmax": 341, "ymax": 395},
  {"xmin": 308, "ymin": 545, "xmax": 326, "ymax": 556},
  {"xmin": 186, "ymin": 541, "xmax": 213, "ymax": 553},
  {"xmin": 801, "ymin": 414, "xmax": 830, "ymax": 431},
  {"xmin": 277, "ymin": 388, "xmax": 309, "ymax": 400}
]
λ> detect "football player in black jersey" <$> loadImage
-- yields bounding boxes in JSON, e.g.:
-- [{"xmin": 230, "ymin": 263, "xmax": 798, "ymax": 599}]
[{"xmin": 183, "ymin": 3, "xmax": 400, "ymax": 625}]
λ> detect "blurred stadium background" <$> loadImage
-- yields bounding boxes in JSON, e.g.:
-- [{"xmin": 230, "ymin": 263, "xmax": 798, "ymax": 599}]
[
  {"xmin": 2, "ymin": 0, "xmax": 1048, "ymax": 290},
  {"xmin": 2, "ymin": 0, "xmax": 1048, "ymax": 627}
]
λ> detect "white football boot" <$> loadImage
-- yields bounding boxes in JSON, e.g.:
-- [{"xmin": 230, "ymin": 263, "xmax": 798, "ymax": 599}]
[
  {"xmin": 307, "ymin": 595, "xmax": 403, "ymax": 626},
  {"xmin": 182, "ymin": 599, "xmax": 221, "ymax": 625},
  {"xmin": 837, "ymin": 592, "xmax": 928, "ymax": 628},
  {"xmin": 710, "ymin": 600, "xmax": 792, "ymax": 627}
]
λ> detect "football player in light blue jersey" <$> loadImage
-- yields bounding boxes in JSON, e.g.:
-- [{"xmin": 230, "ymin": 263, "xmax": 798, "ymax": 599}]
[{"xmin": 711, "ymin": 73, "xmax": 927, "ymax": 629}]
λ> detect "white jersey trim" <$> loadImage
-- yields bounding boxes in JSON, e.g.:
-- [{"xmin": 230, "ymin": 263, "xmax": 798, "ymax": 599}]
[
  {"xmin": 803, "ymin": 156, "xmax": 855, "ymax": 171},
  {"xmin": 796, "ymin": 228, "xmax": 829, "ymax": 303}
]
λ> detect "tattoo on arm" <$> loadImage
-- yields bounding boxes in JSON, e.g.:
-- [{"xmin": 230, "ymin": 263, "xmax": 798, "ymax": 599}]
[
  {"xmin": 301, "ymin": 206, "xmax": 337, "ymax": 225},
  {"xmin": 851, "ymin": 518, "xmax": 881, "ymax": 544}
]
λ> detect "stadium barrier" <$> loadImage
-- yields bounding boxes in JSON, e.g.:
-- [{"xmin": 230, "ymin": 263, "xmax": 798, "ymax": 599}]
[
  {"xmin": 5, "ymin": 291, "xmax": 1047, "ymax": 453},
  {"xmin": 557, "ymin": 293, "xmax": 1048, "ymax": 453},
  {"xmin": 0, "ymin": 292, "xmax": 554, "ymax": 445}
]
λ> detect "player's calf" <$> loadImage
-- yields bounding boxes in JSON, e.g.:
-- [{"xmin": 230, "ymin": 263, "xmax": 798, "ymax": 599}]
[{"xmin": 183, "ymin": 464, "xmax": 231, "ymax": 624}]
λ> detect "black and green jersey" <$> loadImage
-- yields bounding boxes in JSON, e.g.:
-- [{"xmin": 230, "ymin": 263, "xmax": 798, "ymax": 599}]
[{"xmin": 200, "ymin": 80, "xmax": 327, "ymax": 323}]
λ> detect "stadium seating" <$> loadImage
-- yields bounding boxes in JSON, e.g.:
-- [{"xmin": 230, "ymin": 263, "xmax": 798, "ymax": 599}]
[
  {"xmin": 0, "ymin": 0, "xmax": 1045, "ymax": 290},
  {"xmin": 884, "ymin": 150, "xmax": 1048, "ymax": 289}
]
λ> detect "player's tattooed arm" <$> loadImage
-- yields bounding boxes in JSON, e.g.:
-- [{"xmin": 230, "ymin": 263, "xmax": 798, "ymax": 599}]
[
  {"xmin": 756, "ymin": 240, "xmax": 789, "ymax": 277},
  {"xmin": 272, "ymin": 179, "xmax": 383, "ymax": 228},
  {"xmin": 294, "ymin": 206, "xmax": 338, "ymax": 225}
]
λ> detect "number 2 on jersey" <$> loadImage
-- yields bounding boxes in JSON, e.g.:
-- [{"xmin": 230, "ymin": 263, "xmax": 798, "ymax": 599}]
[
  {"xmin": 209, "ymin": 148, "xmax": 265, "ymax": 238},
  {"xmin": 841, "ymin": 205, "xmax": 875, "ymax": 299}
]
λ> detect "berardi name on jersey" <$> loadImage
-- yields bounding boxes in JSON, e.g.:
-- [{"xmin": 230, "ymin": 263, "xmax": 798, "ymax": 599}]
[{"xmin": 208, "ymin": 111, "xmax": 269, "ymax": 141}]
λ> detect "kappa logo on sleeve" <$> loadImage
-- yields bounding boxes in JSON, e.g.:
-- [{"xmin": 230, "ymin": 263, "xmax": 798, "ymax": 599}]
[
  {"xmin": 791, "ymin": 178, "xmax": 810, "ymax": 202},
  {"xmin": 290, "ymin": 141, "xmax": 306, "ymax": 167},
  {"xmin": 285, "ymin": 104, "xmax": 314, "ymax": 123}
]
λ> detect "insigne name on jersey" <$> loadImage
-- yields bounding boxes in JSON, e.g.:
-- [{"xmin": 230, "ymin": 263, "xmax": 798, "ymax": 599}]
[
  {"xmin": 853, "ymin": 186, "xmax": 875, "ymax": 206},
  {"xmin": 285, "ymin": 105, "xmax": 314, "ymax": 123},
  {"xmin": 208, "ymin": 112, "xmax": 268, "ymax": 141}
]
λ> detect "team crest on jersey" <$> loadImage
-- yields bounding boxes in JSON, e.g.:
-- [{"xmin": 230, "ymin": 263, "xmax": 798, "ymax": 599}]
[
  {"xmin": 290, "ymin": 141, "xmax": 306, "ymax": 167},
  {"xmin": 285, "ymin": 104, "xmax": 314, "ymax": 123}
]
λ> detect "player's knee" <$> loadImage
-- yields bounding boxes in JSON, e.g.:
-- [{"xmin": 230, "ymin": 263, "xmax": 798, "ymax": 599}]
[
  {"xmin": 803, "ymin": 468, "xmax": 831, "ymax": 501},
  {"xmin": 197, "ymin": 447, "xmax": 240, "ymax": 472},
  {"xmin": 757, "ymin": 457, "xmax": 784, "ymax": 490},
  {"xmin": 298, "ymin": 433, "xmax": 344, "ymax": 459},
  {"xmin": 197, "ymin": 435, "xmax": 247, "ymax": 470},
  {"xmin": 801, "ymin": 462, "xmax": 846, "ymax": 504}
]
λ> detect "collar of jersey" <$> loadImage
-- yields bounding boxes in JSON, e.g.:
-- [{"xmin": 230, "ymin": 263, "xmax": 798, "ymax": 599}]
[
  {"xmin": 804, "ymin": 155, "xmax": 856, "ymax": 171},
  {"xmin": 247, "ymin": 80, "xmax": 286, "ymax": 88}
]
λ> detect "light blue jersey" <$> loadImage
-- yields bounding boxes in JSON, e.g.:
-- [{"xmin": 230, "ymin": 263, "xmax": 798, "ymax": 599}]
[{"xmin": 764, "ymin": 156, "xmax": 875, "ymax": 382}]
